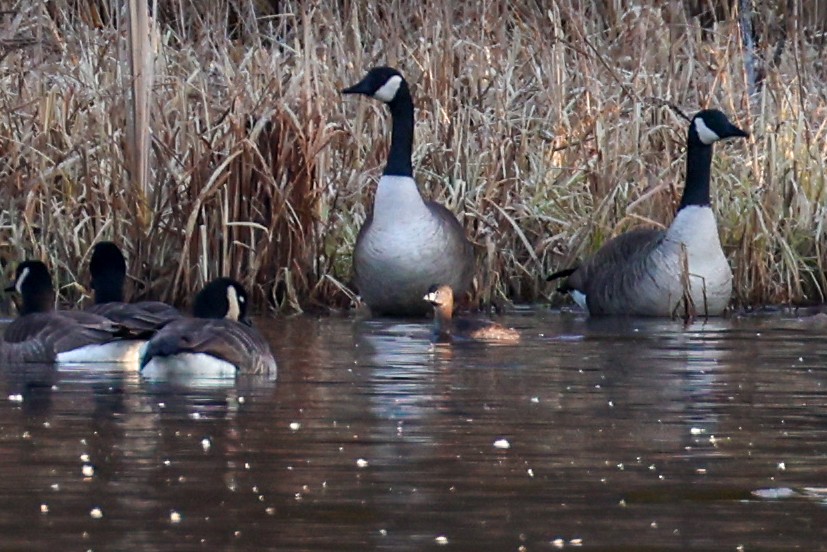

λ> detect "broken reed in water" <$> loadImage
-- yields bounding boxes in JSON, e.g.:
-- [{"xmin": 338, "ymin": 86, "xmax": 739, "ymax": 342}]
[{"xmin": 0, "ymin": 1, "xmax": 825, "ymax": 312}]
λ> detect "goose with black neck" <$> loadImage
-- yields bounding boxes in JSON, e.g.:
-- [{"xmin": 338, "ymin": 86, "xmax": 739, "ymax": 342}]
[
  {"xmin": 87, "ymin": 241, "xmax": 182, "ymax": 334},
  {"xmin": 548, "ymin": 109, "xmax": 749, "ymax": 317},
  {"xmin": 342, "ymin": 67, "xmax": 475, "ymax": 317}
]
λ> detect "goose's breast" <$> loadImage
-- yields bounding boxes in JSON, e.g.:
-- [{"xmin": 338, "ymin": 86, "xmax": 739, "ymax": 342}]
[{"xmin": 358, "ymin": 216, "xmax": 461, "ymax": 280}]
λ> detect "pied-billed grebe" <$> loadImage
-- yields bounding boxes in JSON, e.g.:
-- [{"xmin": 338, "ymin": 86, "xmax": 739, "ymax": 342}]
[
  {"xmin": 423, "ymin": 284, "xmax": 519, "ymax": 342},
  {"xmin": 87, "ymin": 241, "xmax": 182, "ymax": 333},
  {"xmin": 3, "ymin": 260, "xmax": 141, "ymax": 363},
  {"xmin": 140, "ymin": 277, "xmax": 277, "ymax": 378},
  {"xmin": 548, "ymin": 109, "xmax": 748, "ymax": 317},
  {"xmin": 342, "ymin": 67, "xmax": 474, "ymax": 317}
]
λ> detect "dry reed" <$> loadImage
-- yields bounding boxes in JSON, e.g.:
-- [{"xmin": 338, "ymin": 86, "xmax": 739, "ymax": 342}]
[{"xmin": 0, "ymin": 1, "xmax": 825, "ymax": 313}]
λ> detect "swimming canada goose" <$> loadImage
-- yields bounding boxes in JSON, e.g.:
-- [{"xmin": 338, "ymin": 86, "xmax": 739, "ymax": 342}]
[
  {"xmin": 548, "ymin": 109, "xmax": 749, "ymax": 317},
  {"xmin": 140, "ymin": 277, "xmax": 277, "ymax": 378},
  {"xmin": 87, "ymin": 241, "xmax": 182, "ymax": 333},
  {"xmin": 423, "ymin": 284, "xmax": 520, "ymax": 342},
  {"xmin": 3, "ymin": 260, "xmax": 139, "ymax": 363},
  {"xmin": 342, "ymin": 66, "xmax": 475, "ymax": 316}
]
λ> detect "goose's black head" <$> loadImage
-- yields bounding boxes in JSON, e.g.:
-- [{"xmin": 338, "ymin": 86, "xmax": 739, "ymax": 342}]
[
  {"xmin": 5, "ymin": 260, "xmax": 55, "ymax": 315},
  {"xmin": 89, "ymin": 241, "xmax": 127, "ymax": 303},
  {"xmin": 342, "ymin": 67, "xmax": 407, "ymax": 104},
  {"xmin": 688, "ymin": 109, "xmax": 749, "ymax": 147},
  {"xmin": 193, "ymin": 277, "xmax": 250, "ymax": 325}
]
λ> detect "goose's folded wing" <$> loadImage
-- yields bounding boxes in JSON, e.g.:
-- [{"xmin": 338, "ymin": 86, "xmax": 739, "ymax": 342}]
[
  {"xmin": 565, "ymin": 227, "xmax": 666, "ymax": 292},
  {"xmin": 4, "ymin": 311, "xmax": 128, "ymax": 355},
  {"xmin": 88, "ymin": 301, "xmax": 183, "ymax": 335},
  {"xmin": 143, "ymin": 319, "xmax": 276, "ymax": 375}
]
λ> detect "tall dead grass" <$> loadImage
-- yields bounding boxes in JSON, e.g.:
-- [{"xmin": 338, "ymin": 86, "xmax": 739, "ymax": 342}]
[{"xmin": 0, "ymin": 1, "xmax": 825, "ymax": 312}]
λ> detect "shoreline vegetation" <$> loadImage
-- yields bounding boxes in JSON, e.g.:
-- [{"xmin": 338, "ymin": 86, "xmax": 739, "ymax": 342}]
[{"xmin": 0, "ymin": 1, "xmax": 825, "ymax": 314}]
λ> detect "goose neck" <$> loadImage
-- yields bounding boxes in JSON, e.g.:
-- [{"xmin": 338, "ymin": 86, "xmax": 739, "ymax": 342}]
[
  {"xmin": 93, "ymin": 275, "xmax": 125, "ymax": 304},
  {"xmin": 21, "ymin": 289, "xmax": 55, "ymax": 315},
  {"xmin": 384, "ymin": 86, "xmax": 414, "ymax": 177},
  {"xmin": 678, "ymin": 142, "xmax": 714, "ymax": 210}
]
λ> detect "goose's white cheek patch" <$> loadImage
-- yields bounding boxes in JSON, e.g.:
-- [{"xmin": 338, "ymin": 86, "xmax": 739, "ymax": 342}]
[
  {"xmin": 374, "ymin": 75, "xmax": 402, "ymax": 102},
  {"xmin": 226, "ymin": 285, "xmax": 241, "ymax": 321},
  {"xmin": 15, "ymin": 267, "xmax": 30, "ymax": 295},
  {"xmin": 694, "ymin": 118, "xmax": 720, "ymax": 145}
]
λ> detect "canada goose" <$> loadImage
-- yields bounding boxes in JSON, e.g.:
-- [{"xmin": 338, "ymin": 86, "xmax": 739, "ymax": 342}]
[
  {"xmin": 140, "ymin": 277, "xmax": 277, "ymax": 378},
  {"xmin": 423, "ymin": 284, "xmax": 520, "ymax": 342},
  {"xmin": 3, "ymin": 260, "xmax": 139, "ymax": 363},
  {"xmin": 342, "ymin": 66, "xmax": 475, "ymax": 317},
  {"xmin": 87, "ymin": 241, "xmax": 182, "ymax": 333},
  {"xmin": 548, "ymin": 109, "xmax": 749, "ymax": 317}
]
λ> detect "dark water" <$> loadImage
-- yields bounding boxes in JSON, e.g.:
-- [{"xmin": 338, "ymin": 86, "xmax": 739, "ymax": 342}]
[{"xmin": 2, "ymin": 309, "xmax": 827, "ymax": 551}]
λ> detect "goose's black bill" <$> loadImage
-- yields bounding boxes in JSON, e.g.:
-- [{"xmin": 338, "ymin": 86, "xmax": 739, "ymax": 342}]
[
  {"xmin": 341, "ymin": 81, "xmax": 370, "ymax": 95},
  {"xmin": 725, "ymin": 123, "xmax": 749, "ymax": 139}
]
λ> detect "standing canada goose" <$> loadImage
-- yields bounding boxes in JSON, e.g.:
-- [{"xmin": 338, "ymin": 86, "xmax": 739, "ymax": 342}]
[
  {"xmin": 3, "ymin": 260, "xmax": 139, "ymax": 363},
  {"xmin": 140, "ymin": 277, "xmax": 277, "ymax": 378},
  {"xmin": 423, "ymin": 284, "xmax": 520, "ymax": 342},
  {"xmin": 342, "ymin": 66, "xmax": 475, "ymax": 317},
  {"xmin": 548, "ymin": 109, "xmax": 749, "ymax": 317},
  {"xmin": 87, "ymin": 241, "xmax": 182, "ymax": 333}
]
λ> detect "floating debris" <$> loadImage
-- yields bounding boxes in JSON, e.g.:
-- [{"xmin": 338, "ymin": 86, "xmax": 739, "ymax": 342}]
[
  {"xmin": 493, "ymin": 438, "xmax": 510, "ymax": 449},
  {"xmin": 7, "ymin": 394, "xmax": 23, "ymax": 403},
  {"xmin": 170, "ymin": 510, "xmax": 182, "ymax": 524},
  {"xmin": 289, "ymin": 422, "xmax": 301, "ymax": 431},
  {"xmin": 90, "ymin": 507, "xmax": 103, "ymax": 519},
  {"xmin": 40, "ymin": 504, "xmax": 48, "ymax": 514},
  {"xmin": 752, "ymin": 488, "xmax": 796, "ymax": 499},
  {"xmin": 435, "ymin": 535, "xmax": 449, "ymax": 545},
  {"xmin": 82, "ymin": 464, "xmax": 95, "ymax": 478},
  {"xmin": 201, "ymin": 438, "xmax": 211, "ymax": 452},
  {"xmin": 356, "ymin": 458, "xmax": 369, "ymax": 468}
]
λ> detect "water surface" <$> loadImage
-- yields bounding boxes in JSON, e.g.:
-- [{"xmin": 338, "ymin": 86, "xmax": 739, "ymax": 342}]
[{"xmin": 2, "ymin": 309, "xmax": 827, "ymax": 550}]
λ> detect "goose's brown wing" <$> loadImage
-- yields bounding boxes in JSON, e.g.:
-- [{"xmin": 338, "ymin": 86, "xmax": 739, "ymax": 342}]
[
  {"xmin": 3, "ymin": 311, "xmax": 128, "ymax": 356},
  {"xmin": 142, "ymin": 319, "xmax": 277, "ymax": 375},
  {"xmin": 563, "ymin": 228, "xmax": 665, "ymax": 293},
  {"xmin": 0, "ymin": 336, "xmax": 54, "ymax": 363},
  {"xmin": 88, "ymin": 301, "xmax": 183, "ymax": 335}
]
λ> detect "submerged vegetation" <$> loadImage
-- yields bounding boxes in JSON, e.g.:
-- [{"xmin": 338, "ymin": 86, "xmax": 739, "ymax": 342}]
[{"xmin": 0, "ymin": 1, "xmax": 825, "ymax": 312}]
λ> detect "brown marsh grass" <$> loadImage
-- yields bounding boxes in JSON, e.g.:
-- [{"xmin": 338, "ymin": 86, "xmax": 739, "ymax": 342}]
[{"xmin": 0, "ymin": 1, "xmax": 825, "ymax": 313}]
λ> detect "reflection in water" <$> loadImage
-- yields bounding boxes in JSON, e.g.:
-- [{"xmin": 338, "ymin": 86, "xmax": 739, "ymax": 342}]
[{"xmin": 1, "ymin": 311, "xmax": 827, "ymax": 549}]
